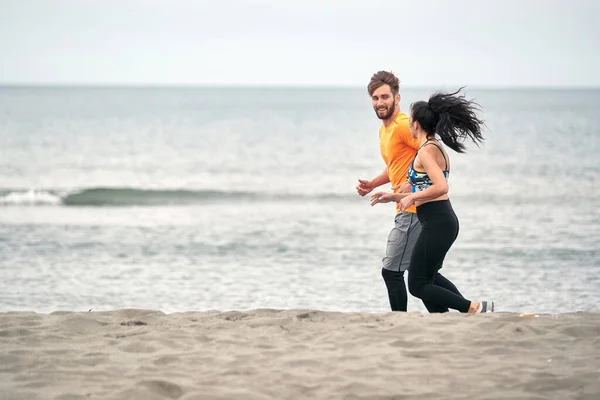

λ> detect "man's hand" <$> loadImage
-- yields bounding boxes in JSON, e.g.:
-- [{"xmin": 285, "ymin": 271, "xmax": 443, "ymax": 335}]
[
  {"xmin": 391, "ymin": 182, "xmax": 411, "ymax": 193},
  {"xmin": 356, "ymin": 179, "xmax": 374, "ymax": 196}
]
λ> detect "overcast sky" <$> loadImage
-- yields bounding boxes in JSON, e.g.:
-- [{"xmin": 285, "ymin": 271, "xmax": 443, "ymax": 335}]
[{"xmin": 1, "ymin": 0, "xmax": 598, "ymax": 87}]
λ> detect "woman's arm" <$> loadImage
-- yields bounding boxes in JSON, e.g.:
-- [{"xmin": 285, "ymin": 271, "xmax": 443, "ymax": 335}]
[
  {"xmin": 399, "ymin": 147, "xmax": 449, "ymax": 211},
  {"xmin": 370, "ymin": 190, "xmax": 411, "ymax": 206}
]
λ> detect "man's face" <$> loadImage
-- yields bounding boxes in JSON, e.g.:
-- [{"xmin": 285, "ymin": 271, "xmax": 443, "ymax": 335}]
[{"xmin": 371, "ymin": 84, "xmax": 398, "ymax": 120}]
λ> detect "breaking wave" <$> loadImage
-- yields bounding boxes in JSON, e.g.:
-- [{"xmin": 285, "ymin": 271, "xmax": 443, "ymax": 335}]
[{"xmin": 0, "ymin": 187, "xmax": 353, "ymax": 206}]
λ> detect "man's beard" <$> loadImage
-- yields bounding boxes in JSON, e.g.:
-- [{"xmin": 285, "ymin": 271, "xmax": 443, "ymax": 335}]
[{"xmin": 374, "ymin": 100, "xmax": 396, "ymax": 120}]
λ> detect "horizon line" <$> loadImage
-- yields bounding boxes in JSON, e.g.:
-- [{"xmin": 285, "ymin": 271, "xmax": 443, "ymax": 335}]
[{"xmin": 1, "ymin": 82, "xmax": 599, "ymax": 90}]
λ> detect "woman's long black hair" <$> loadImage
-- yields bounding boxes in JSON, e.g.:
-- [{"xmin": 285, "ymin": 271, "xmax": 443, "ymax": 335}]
[{"xmin": 411, "ymin": 87, "xmax": 485, "ymax": 153}]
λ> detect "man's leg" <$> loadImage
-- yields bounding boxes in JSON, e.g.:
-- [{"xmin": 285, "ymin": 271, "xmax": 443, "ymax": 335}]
[
  {"xmin": 381, "ymin": 268, "xmax": 407, "ymax": 311},
  {"xmin": 381, "ymin": 212, "xmax": 421, "ymax": 312}
]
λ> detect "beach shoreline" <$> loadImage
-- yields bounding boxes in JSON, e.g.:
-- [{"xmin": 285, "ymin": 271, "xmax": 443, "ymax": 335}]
[{"xmin": 1, "ymin": 309, "xmax": 599, "ymax": 399}]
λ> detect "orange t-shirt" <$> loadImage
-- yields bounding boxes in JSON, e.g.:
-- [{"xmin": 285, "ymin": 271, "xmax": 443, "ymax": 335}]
[{"xmin": 379, "ymin": 111, "xmax": 420, "ymax": 214}]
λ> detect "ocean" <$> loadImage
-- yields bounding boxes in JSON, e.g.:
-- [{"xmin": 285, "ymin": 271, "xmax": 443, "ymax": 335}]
[{"xmin": 1, "ymin": 86, "xmax": 598, "ymax": 315}]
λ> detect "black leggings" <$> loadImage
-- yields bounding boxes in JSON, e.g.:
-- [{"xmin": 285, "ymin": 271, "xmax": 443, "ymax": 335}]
[
  {"xmin": 382, "ymin": 268, "xmax": 464, "ymax": 312},
  {"xmin": 407, "ymin": 200, "xmax": 471, "ymax": 313}
]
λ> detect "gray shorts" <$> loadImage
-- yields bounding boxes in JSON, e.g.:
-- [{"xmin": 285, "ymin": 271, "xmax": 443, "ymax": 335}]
[{"xmin": 382, "ymin": 212, "xmax": 422, "ymax": 272}]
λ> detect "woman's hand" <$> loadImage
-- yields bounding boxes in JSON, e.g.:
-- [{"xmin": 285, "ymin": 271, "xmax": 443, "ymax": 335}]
[
  {"xmin": 370, "ymin": 191, "xmax": 396, "ymax": 206},
  {"xmin": 399, "ymin": 195, "xmax": 415, "ymax": 213}
]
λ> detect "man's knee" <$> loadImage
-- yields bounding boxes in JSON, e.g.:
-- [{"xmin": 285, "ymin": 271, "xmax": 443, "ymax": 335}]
[{"xmin": 381, "ymin": 268, "xmax": 404, "ymax": 283}]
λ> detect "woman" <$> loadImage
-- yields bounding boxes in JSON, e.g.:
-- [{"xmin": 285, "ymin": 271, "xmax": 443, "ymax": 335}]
[{"xmin": 370, "ymin": 88, "xmax": 493, "ymax": 313}]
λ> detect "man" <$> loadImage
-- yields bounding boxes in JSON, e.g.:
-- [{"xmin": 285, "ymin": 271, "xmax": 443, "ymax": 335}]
[
  {"xmin": 356, "ymin": 71, "xmax": 420, "ymax": 312},
  {"xmin": 359, "ymin": 71, "xmax": 465, "ymax": 313}
]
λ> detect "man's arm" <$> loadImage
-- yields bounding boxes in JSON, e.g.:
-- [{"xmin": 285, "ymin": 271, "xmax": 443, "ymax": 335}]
[
  {"xmin": 397, "ymin": 117, "xmax": 420, "ymax": 151},
  {"xmin": 357, "ymin": 167, "xmax": 390, "ymax": 196},
  {"xmin": 370, "ymin": 167, "xmax": 390, "ymax": 187}
]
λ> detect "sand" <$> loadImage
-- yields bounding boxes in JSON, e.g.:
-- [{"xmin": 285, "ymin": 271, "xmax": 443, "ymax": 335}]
[{"xmin": 1, "ymin": 309, "xmax": 599, "ymax": 400}]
